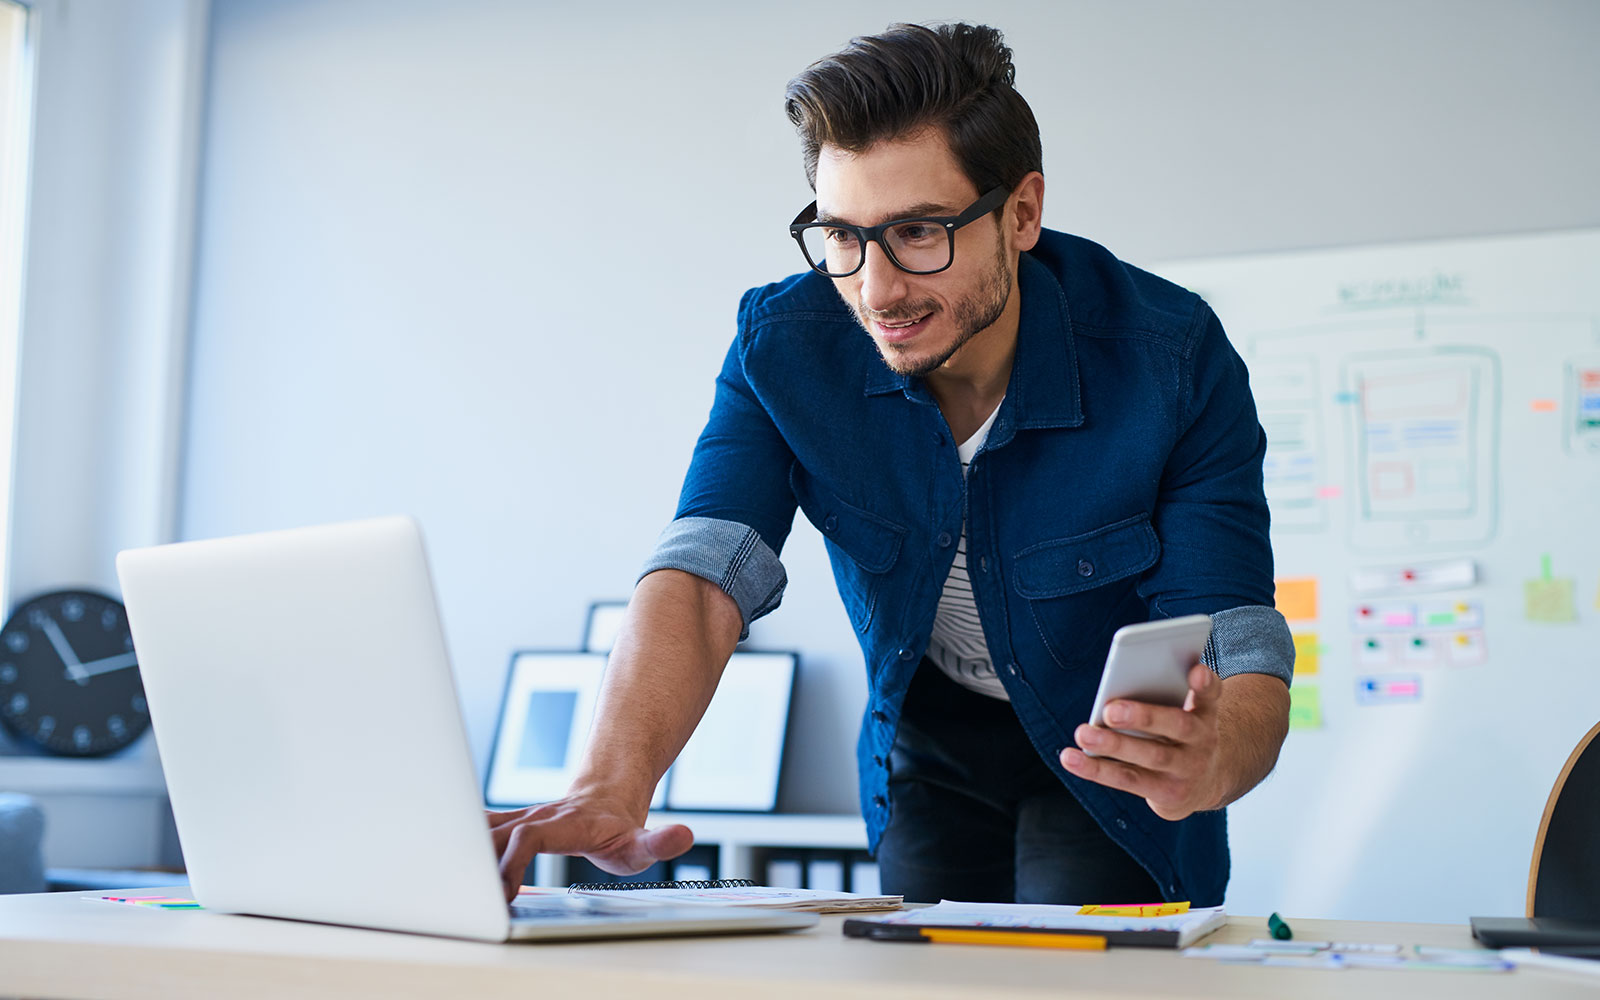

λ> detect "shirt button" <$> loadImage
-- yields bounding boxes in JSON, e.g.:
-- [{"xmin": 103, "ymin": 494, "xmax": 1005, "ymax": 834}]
[
  {"xmin": 1116, "ymin": 818, "xmax": 1128, "ymax": 830},
  {"xmin": 823, "ymin": 514, "xmax": 838, "ymax": 533},
  {"xmin": 872, "ymin": 754, "xmax": 883, "ymax": 767},
  {"xmin": 873, "ymin": 795, "xmax": 887, "ymax": 808},
  {"xmin": 898, "ymin": 648, "xmax": 914, "ymax": 661},
  {"xmin": 936, "ymin": 532, "xmax": 953, "ymax": 548},
  {"xmin": 872, "ymin": 710, "xmax": 887, "ymax": 723},
  {"xmin": 979, "ymin": 556, "xmax": 989, "ymax": 573},
  {"xmin": 1077, "ymin": 559, "xmax": 1095, "ymax": 578},
  {"xmin": 1008, "ymin": 663, "xmax": 1020, "ymax": 676}
]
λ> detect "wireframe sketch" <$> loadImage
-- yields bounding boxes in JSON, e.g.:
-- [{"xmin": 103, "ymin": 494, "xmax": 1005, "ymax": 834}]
[
  {"xmin": 1250, "ymin": 357, "xmax": 1327, "ymax": 531},
  {"xmin": 1344, "ymin": 348, "xmax": 1499, "ymax": 550}
]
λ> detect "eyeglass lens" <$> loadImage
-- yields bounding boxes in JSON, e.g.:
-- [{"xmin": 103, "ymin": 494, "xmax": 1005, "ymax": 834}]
[{"xmin": 798, "ymin": 220, "xmax": 952, "ymax": 276}]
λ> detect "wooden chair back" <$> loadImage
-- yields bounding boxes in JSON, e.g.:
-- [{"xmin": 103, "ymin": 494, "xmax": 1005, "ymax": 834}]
[{"xmin": 1528, "ymin": 720, "xmax": 1600, "ymax": 919}]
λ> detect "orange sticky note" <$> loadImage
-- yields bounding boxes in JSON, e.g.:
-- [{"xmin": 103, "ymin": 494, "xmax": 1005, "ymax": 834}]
[
  {"xmin": 1530, "ymin": 399, "xmax": 1559, "ymax": 413},
  {"xmin": 1275, "ymin": 578, "xmax": 1319, "ymax": 622}
]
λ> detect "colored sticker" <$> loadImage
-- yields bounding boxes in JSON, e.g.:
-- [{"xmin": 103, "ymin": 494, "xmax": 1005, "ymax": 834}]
[
  {"xmin": 1275, "ymin": 577, "xmax": 1319, "ymax": 622},
  {"xmin": 1530, "ymin": 399, "xmax": 1559, "ymax": 413},
  {"xmin": 1291, "ymin": 632, "xmax": 1320, "ymax": 675},
  {"xmin": 1355, "ymin": 675, "xmax": 1422, "ymax": 705},
  {"xmin": 1316, "ymin": 485, "xmax": 1343, "ymax": 499},
  {"xmin": 1288, "ymin": 685, "xmax": 1322, "ymax": 730}
]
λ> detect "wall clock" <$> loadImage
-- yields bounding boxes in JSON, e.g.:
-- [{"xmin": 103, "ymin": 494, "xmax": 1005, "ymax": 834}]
[{"xmin": 0, "ymin": 589, "xmax": 149, "ymax": 756}]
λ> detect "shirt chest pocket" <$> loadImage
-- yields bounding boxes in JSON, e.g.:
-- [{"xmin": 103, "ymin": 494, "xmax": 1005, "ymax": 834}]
[
  {"xmin": 791, "ymin": 468, "xmax": 906, "ymax": 633},
  {"xmin": 1012, "ymin": 513, "xmax": 1161, "ymax": 669}
]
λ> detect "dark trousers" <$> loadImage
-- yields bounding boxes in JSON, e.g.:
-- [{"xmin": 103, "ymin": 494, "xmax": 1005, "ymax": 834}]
[{"xmin": 876, "ymin": 661, "xmax": 1161, "ymax": 905}]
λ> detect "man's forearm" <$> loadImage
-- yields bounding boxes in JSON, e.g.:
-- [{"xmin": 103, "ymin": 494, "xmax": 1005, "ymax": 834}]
[
  {"xmin": 568, "ymin": 569, "xmax": 743, "ymax": 812},
  {"xmin": 1207, "ymin": 673, "xmax": 1290, "ymax": 810}
]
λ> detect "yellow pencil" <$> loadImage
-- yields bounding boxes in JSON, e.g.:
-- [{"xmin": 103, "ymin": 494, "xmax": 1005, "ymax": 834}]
[{"xmin": 919, "ymin": 929, "xmax": 1108, "ymax": 950}]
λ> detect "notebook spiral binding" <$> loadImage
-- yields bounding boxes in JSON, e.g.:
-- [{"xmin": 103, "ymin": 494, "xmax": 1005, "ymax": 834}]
[{"xmin": 566, "ymin": 878, "xmax": 758, "ymax": 892}]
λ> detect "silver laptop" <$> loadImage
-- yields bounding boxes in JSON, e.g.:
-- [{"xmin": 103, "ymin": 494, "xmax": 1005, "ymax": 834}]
[{"xmin": 115, "ymin": 516, "xmax": 816, "ymax": 943}]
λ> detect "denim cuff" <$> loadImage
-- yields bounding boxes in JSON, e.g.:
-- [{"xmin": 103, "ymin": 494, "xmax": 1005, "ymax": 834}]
[
  {"xmin": 638, "ymin": 516, "xmax": 788, "ymax": 641},
  {"xmin": 1201, "ymin": 605, "xmax": 1294, "ymax": 684}
]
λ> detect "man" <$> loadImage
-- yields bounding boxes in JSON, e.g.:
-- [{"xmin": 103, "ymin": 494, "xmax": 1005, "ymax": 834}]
[{"xmin": 490, "ymin": 22, "xmax": 1292, "ymax": 906}]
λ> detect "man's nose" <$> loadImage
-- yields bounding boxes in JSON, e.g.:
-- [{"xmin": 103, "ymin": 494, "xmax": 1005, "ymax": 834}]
[{"xmin": 857, "ymin": 240, "xmax": 908, "ymax": 315}]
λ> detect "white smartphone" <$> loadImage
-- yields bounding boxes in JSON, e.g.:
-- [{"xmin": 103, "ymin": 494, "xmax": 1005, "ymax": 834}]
[{"xmin": 1085, "ymin": 614, "xmax": 1213, "ymax": 749}]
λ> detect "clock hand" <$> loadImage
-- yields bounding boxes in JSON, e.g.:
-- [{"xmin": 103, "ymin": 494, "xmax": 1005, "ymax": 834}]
[
  {"xmin": 40, "ymin": 617, "xmax": 87, "ymax": 679},
  {"xmin": 73, "ymin": 651, "xmax": 139, "ymax": 679}
]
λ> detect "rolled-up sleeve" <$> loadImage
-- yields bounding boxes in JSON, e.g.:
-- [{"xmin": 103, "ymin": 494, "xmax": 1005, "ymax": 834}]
[
  {"xmin": 1203, "ymin": 605, "xmax": 1294, "ymax": 685},
  {"xmin": 639, "ymin": 302, "xmax": 800, "ymax": 639},
  {"xmin": 1142, "ymin": 301, "xmax": 1293, "ymax": 685}
]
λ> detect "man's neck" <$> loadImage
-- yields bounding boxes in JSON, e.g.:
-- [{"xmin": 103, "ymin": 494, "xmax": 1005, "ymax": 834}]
[{"xmin": 926, "ymin": 286, "xmax": 1021, "ymax": 445}]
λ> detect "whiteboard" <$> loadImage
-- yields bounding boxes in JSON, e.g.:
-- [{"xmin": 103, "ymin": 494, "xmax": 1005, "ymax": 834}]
[{"xmin": 1156, "ymin": 229, "xmax": 1600, "ymax": 923}]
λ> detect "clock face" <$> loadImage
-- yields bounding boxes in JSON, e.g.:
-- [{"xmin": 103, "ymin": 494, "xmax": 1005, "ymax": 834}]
[{"xmin": 0, "ymin": 590, "xmax": 149, "ymax": 756}]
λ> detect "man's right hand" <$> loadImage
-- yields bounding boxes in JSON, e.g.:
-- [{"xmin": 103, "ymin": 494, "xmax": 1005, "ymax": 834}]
[{"xmin": 487, "ymin": 791, "xmax": 695, "ymax": 902}]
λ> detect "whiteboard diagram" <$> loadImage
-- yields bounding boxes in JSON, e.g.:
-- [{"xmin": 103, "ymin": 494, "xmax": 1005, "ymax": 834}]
[
  {"xmin": 1157, "ymin": 229, "xmax": 1600, "ymax": 926},
  {"xmin": 1345, "ymin": 348, "xmax": 1498, "ymax": 550}
]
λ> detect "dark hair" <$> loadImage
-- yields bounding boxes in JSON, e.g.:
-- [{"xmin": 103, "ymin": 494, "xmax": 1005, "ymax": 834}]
[{"xmin": 784, "ymin": 23, "xmax": 1043, "ymax": 197}]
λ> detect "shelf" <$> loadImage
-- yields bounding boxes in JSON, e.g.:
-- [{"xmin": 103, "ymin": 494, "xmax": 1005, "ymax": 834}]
[
  {"xmin": 0, "ymin": 755, "xmax": 167, "ymax": 797},
  {"xmin": 529, "ymin": 812, "xmax": 867, "ymax": 887}
]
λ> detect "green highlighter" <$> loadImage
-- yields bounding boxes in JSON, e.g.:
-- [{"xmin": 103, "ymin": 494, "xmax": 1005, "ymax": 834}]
[{"xmin": 1268, "ymin": 912, "xmax": 1293, "ymax": 941}]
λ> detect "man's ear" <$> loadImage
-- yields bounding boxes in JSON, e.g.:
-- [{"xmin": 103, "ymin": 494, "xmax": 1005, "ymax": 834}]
[{"xmin": 1008, "ymin": 171, "xmax": 1045, "ymax": 254}]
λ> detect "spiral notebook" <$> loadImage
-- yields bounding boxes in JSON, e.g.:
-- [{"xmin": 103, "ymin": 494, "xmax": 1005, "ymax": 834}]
[{"xmin": 563, "ymin": 878, "xmax": 903, "ymax": 913}]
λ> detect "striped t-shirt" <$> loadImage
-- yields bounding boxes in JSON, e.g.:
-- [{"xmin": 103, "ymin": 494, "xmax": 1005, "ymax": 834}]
[{"xmin": 926, "ymin": 400, "xmax": 1009, "ymax": 700}]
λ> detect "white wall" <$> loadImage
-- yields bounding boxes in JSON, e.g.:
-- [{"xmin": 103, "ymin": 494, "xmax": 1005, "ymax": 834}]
[{"xmin": 174, "ymin": 0, "xmax": 1600, "ymax": 878}]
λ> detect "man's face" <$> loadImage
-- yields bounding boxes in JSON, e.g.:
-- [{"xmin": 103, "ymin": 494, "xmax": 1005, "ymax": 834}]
[{"xmin": 813, "ymin": 132, "xmax": 1013, "ymax": 378}]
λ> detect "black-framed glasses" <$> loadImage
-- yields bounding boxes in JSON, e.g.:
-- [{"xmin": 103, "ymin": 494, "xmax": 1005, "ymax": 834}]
[{"xmin": 788, "ymin": 186, "xmax": 1010, "ymax": 278}]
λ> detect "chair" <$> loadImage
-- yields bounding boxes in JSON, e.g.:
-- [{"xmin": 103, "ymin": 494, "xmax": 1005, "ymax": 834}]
[
  {"xmin": 0, "ymin": 793, "xmax": 46, "ymax": 894},
  {"xmin": 1528, "ymin": 720, "xmax": 1600, "ymax": 920}
]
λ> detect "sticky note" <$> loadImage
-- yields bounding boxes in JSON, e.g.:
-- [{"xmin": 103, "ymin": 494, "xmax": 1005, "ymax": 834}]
[
  {"xmin": 1288, "ymin": 685, "xmax": 1322, "ymax": 729},
  {"xmin": 1291, "ymin": 633, "xmax": 1320, "ymax": 675},
  {"xmin": 1526, "ymin": 578, "xmax": 1577, "ymax": 623},
  {"xmin": 1275, "ymin": 578, "xmax": 1318, "ymax": 622},
  {"xmin": 1316, "ymin": 485, "xmax": 1343, "ymax": 499},
  {"xmin": 1530, "ymin": 399, "xmax": 1559, "ymax": 413},
  {"xmin": 1526, "ymin": 554, "xmax": 1577, "ymax": 623}
]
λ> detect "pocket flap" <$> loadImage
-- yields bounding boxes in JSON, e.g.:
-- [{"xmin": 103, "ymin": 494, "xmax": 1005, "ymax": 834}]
[
  {"xmin": 1013, "ymin": 513, "xmax": 1159, "ymax": 599},
  {"xmin": 791, "ymin": 471, "xmax": 906, "ymax": 574}
]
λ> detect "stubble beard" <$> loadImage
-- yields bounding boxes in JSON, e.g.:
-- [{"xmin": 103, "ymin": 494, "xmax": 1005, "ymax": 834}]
[{"xmin": 856, "ymin": 243, "xmax": 1014, "ymax": 378}]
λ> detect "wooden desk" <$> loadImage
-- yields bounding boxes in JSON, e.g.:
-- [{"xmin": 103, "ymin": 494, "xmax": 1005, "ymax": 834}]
[{"xmin": 0, "ymin": 886, "xmax": 1590, "ymax": 999}]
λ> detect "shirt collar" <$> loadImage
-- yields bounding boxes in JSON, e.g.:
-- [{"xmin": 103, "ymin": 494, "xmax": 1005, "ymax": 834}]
[{"xmin": 862, "ymin": 251, "xmax": 1085, "ymax": 431}]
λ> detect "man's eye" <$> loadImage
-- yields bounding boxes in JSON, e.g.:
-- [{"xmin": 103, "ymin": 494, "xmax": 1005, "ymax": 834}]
[
  {"xmin": 823, "ymin": 227, "xmax": 858, "ymax": 245},
  {"xmin": 892, "ymin": 222, "xmax": 939, "ymax": 244}
]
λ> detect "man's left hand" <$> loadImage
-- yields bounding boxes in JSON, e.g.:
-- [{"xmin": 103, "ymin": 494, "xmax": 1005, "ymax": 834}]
[{"xmin": 1059, "ymin": 662, "xmax": 1223, "ymax": 821}]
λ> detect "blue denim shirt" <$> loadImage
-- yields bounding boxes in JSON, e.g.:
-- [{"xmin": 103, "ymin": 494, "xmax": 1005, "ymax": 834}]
[{"xmin": 642, "ymin": 229, "xmax": 1293, "ymax": 906}]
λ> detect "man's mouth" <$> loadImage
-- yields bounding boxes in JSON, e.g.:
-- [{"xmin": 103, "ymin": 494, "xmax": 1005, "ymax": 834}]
[{"xmin": 870, "ymin": 311, "xmax": 935, "ymax": 343}]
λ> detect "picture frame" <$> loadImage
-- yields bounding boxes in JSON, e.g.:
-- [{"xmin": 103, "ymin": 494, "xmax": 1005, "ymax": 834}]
[
  {"xmin": 484, "ymin": 649, "xmax": 669, "ymax": 810},
  {"xmin": 582, "ymin": 600, "xmax": 629, "ymax": 653},
  {"xmin": 663, "ymin": 651, "xmax": 797, "ymax": 813},
  {"xmin": 483, "ymin": 651, "xmax": 607, "ymax": 809}
]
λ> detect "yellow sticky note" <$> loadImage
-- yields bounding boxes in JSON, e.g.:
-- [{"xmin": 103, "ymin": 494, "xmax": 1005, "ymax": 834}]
[
  {"xmin": 1288, "ymin": 685, "xmax": 1322, "ymax": 730},
  {"xmin": 1077, "ymin": 902, "xmax": 1190, "ymax": 917},
  {"xmin": 1291, "ymin": 632, "xmax": 1320, "ymax": 675},
  {"xmin": 1525, "ymin": 578, "xmax": 1577, "ymax": 623},
  {"xmin": 1275, "ymin": 577, "xmax": 1319, "ymax": 622}
]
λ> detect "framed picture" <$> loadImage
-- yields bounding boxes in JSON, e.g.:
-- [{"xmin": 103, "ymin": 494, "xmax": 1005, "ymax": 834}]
[
  {"xmin": 664, "ymin": 651, "xmax": 797, "ymax": 813},
  {"xmin": 483, "ymin": 651, "xmax": 607, "ymax": 808},
  {"xmin": 582, "ymin": 601, "xmax": 628, "ymax": 653},
  {"xmin": 484, "ymin": 649, "xmax": 669, "ymax": 810}
]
